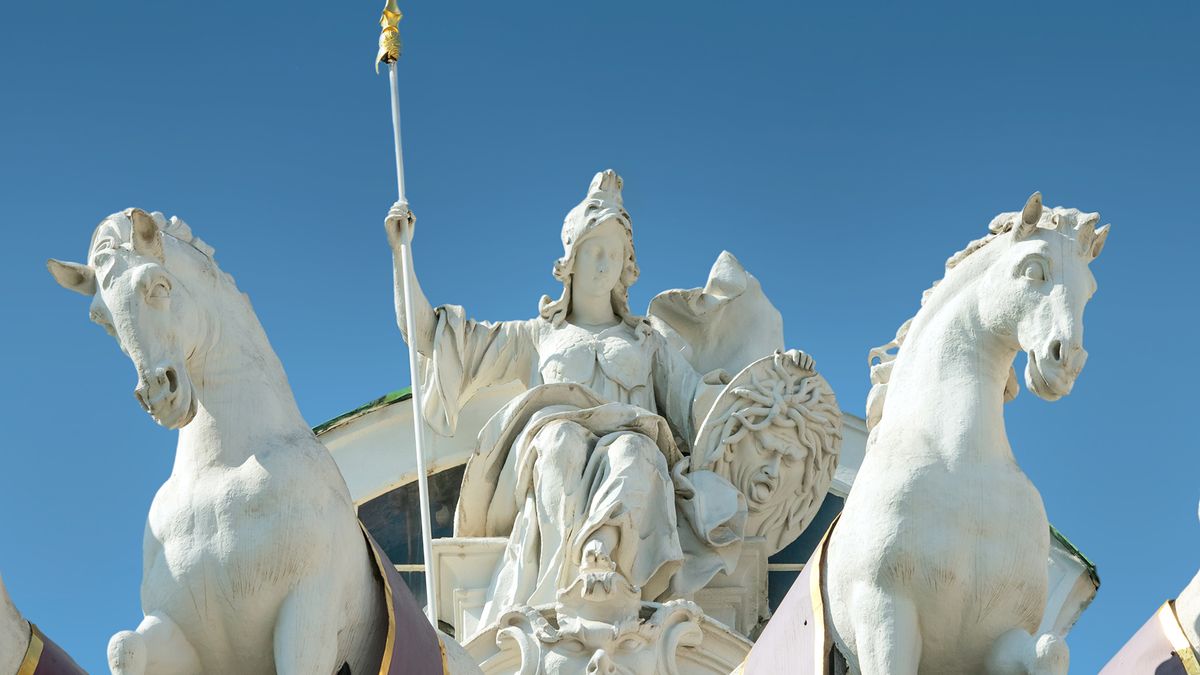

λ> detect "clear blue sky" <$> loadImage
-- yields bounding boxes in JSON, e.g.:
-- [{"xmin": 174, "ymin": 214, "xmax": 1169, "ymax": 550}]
[{"xmin": 1, "ymin": 2, "xmax": 1196, "ymax": 672}]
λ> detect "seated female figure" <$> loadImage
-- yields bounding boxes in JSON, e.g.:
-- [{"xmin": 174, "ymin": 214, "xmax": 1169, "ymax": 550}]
[{"xmin": 386, "ymin": 171, "xmax": 734, "ymax": 629}]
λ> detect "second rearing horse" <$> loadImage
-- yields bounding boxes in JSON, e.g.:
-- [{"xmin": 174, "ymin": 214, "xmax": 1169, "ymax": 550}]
[{"xmin": 824, "ymin": 194, "xmax": 1109, "ymax": 675}]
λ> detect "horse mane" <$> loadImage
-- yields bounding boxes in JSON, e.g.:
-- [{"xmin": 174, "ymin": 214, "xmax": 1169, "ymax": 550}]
[
  {"xmin": 128, "ymin": 210, "xmax": 244, "ymax": 295},
  {"xmin": 864, "ymin": 202, "xmax": 1106, "ymax": 431},
  {"xmin": 157, "ymin": 212, "xmax": 216, "ymax": 260}
]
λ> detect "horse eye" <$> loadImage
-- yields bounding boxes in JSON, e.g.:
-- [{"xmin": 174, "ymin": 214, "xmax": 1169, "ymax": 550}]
[
  {"xmin": 147, "ymin": 280, "xmax": 171, "ymax": 300},
  {"xmin": 1021, "ymin": 261, "xmax": 1046, "ymax": 282}
]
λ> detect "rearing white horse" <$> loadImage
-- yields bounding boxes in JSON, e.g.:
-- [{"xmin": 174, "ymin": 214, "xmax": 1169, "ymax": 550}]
[
  {"xmin": 825, "ymin": 194, "xmax": 1109, "ymax": 674},
  {"xmin": 48, "ymin": 209, "xmax": 476, "ymax": 674}
]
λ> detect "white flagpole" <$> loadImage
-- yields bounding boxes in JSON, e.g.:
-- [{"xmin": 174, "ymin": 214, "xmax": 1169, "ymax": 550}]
[{"xmin": 377, "ymin": 0, "xmax": 439, "ymax": 627}]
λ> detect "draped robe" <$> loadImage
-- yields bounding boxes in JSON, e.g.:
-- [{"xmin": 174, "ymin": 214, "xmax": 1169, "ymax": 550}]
[
  {"xmin": 414, "ymin": 253, "xmax": 784, "ymax": 633},
  {"xmin": 421, "ymin": 305, "xmax": 741, "ymax": 629}
]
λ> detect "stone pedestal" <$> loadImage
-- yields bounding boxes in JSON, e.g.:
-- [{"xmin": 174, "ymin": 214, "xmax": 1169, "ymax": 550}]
[
  {"xmin": 432, "ymin": 536, "xmax": 770, "ymax": 642},
  {"xmin": 688, "ymin": 537, "xmax": 769, "ymax": 636},
  {"xmin": 463, "ymin": 597, "xmax": 752, "ymax": 675},
  {"xmin": 430, "ymin": 537, "xmax": 509, "ymax": 640}
]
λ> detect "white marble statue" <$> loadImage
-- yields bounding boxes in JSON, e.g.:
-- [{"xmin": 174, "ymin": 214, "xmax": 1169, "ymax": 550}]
[
  {"xmin": 823, "ymin": 194, "xmax": 1109, "ymax": 674},
  {"xmin": 0, "ymin": 575, "xmax": 29, "ymax": 675},
  {"xmin": 385, "ymin": 169, "xmax": 839, "ymax": 655},
  {"xmin": 49, "ymin": 209, "xmax": 479, "ymax": 675}
]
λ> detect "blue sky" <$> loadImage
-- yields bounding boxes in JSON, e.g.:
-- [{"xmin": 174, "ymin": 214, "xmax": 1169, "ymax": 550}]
[{"xmin": 1, "ymin": 1, "xmax": 1197, "ymax": 672}]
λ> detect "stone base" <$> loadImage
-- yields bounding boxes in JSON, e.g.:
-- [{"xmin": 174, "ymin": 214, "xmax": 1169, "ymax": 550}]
[
  {"xmin": 689, "ymin": 536, "xmax": 769, "ymax": 636},
  {"xmin": 430, "ymin": 536, "xmax": 509, "ymax": 641},
  {"xmin": 464, "ymin": 601, "xmax": 753, "ymax": 675},
  {"xmin": 430, "ymin": 536, "xmax": 769, "ymax": 642}
]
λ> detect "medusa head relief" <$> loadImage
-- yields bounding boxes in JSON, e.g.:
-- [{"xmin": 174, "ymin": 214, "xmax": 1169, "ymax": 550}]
[{"xmin": 691, "ymin": 350, "xmax": 843, "ymax": 554}]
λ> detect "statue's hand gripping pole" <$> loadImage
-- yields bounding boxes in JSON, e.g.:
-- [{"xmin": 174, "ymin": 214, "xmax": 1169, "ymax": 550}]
[{"xmin": 377, "ymin": 0, "xmax": 439, "ymax": 628}]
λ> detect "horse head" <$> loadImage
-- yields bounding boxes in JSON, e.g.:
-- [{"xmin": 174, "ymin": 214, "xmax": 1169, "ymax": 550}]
[
  {"xmin": 48, "ymin": 208, "xmax": 220, "ymax": 429},
  {"xmin": 972, "ymin": 193, "xmax": 1109, "ymax": 401}
]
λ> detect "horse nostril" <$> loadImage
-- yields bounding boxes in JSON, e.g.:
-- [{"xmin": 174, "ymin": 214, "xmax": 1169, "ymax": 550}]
[
  {"xmin": 133, "ymin": 387, "xmax": 150, "ymax": 413},
  {"xmin": 1049, "ymin": 340, "xmax": 1063, "ymax": 362},
  {"xmin": 164, "ymin": 368, "xmax": 178, "ymax": 394}
]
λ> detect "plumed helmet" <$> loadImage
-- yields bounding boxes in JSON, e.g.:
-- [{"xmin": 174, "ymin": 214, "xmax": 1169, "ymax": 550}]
[
  {"xmin": 539, "ymin": 170, "xmax": 642, "ymax": 326},
  {"xmin": 554, "ymin": 169, "xmax": 636, "ymax": 283}
]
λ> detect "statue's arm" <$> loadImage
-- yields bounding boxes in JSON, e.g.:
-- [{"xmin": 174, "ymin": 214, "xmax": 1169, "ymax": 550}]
[
  {"xmin": 419, "ymin": 312, "xmax": 536, "ymax": 436},
  {"xmin": 385, "ymin": 202, "xmax": 436, "ymax": 355}
]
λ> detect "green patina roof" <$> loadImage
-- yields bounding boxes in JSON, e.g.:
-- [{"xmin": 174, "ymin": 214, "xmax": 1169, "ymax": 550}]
[
  {"xmin": 312, "ymin": 387, "xmax": 412, "ymax": 436},
  {"xmin": 312, "ymin": 388, "xmax": 1100, "ymax": 591},
  {"xmin": 1051, "ymin": 523, "xmax": 1100, "ymax": 588}
]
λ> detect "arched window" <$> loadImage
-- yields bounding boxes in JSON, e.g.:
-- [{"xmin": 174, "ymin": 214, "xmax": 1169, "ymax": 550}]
[{"xmin": 358, "ymin": 464, "xmax": 465, "ymax": 609}]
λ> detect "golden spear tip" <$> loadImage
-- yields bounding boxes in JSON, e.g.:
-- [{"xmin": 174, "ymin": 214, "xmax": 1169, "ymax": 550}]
[{"xmin": 375, "ymin": 0, "xmax": 403, "ymax": 73}]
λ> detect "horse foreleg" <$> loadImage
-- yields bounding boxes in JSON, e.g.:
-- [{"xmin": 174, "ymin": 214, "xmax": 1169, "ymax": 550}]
[
  {"xmin": 849, "ymin": 584, "xmax": 920, "ymax": 675},
  {"xmin": 107, "ymin": 612, "xmax": 200, "ymax": 675},
  {"xmin": 273, "ymin": 580, "xmax": 340, "ymax": 675}
]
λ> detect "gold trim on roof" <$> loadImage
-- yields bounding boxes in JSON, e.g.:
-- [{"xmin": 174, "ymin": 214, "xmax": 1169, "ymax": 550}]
[
  {"xmin": 809, "ymin": 516, "xmax": 836, "ymax": 675},
  {"xmin": 1160, "ymin": 601, "xmax": 1200, "ymax": 675}
]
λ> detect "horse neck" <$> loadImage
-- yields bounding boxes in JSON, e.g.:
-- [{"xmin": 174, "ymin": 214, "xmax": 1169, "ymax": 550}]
[
  {"xmin": 176, "ymin": 278, "xmax": 310, "ymax": 471},
  {"xmin": 882, "ymin": 278, "xmax": 1017, "ymax": 465}
]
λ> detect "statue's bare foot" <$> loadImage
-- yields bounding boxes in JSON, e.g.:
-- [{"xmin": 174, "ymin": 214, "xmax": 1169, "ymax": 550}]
[
  {"xmin": 581, "ymin": 523, "xmax": 621, "ymax": 571},
  {"xmin": 582, "ymin": 538, "xmax": 615, "ymax": 572},
  {"xmin": 579, "ymin": 538, "xmax": 626, "ymax": 599}
]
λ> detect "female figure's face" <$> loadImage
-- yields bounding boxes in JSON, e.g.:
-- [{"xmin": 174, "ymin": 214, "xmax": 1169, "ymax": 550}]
[{"xmin": 571, "ymin": 218, "xmax": 626, "ymax": 299}]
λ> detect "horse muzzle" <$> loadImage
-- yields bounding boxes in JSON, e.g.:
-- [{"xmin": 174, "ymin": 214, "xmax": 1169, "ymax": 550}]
[
  {"xmin": 1025, "ymin": 340, "xmax": 1087, "ymax": 402},
  {"xmin": 134, "ymin": 364, "xmax": 197, "ymax": 429}
]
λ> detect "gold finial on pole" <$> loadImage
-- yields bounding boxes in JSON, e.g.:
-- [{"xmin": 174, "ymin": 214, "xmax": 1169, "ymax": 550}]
[{"xmin": 375, "ymin": 0, "xmax": 403, "ymax": 72}]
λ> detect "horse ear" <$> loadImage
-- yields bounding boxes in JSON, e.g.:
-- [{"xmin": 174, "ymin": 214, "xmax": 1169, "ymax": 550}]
[
  {"xmin": 1016, "ymin": 192, "xmax": 1042, "ymax": 239},
  {"xmin": 47, "ymin": 259, "xmax": 96, "ymax": 296},
  {"xmin": 129, "ymin": 208, "xmax": 164, "ymax": 261},
  {"xmin": 1089, "ymin": 223, "xmax": 1110, "ymax": 260}
]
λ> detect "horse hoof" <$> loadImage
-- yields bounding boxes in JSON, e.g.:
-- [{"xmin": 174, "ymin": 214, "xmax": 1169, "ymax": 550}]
[
  {"xmin": 1032, "ymin": 633, "xmax": 1069, "ymax": 675},
  {"xmin": 107, "ymin": 630, "xmax": 146, "ymax": 675},
  {"xmin": 985, "ymin": 629, "xmax": 1069, "ymax": 675}
]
